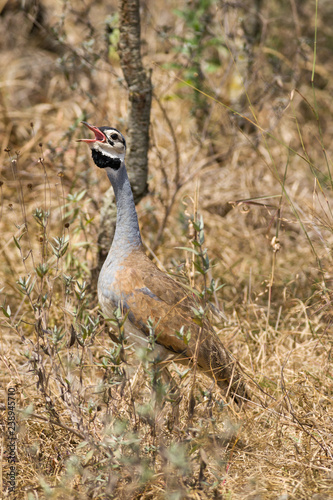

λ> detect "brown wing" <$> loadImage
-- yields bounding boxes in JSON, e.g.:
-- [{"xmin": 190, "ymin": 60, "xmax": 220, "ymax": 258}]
[
  {"xmin": 111, "ymin": 250, "xmax": 197, "ymax": 356},
  {"xmin": 106, "ymin": 249, "xmax": 248, "ymax": 401}
]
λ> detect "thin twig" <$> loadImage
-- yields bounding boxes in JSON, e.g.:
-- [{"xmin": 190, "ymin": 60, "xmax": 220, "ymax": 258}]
[{"xmin": 17, "ymin": 408, "xmax": 86, "ymax": 441}]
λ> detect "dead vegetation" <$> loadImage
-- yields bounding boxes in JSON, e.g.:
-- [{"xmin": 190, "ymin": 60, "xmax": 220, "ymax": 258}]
[{"xmin": 0, "ymin": 0, "xmax": 332, "ymax": 498}]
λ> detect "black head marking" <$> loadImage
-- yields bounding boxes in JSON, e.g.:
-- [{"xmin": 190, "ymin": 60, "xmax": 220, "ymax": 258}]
[{"xmin": 91, "ymin": 149, "xmax": 122, "ymax": 170}]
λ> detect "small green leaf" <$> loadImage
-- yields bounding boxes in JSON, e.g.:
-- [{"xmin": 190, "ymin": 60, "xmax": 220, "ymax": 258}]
[
  {"xmin": 1, "ymin": 304, "xmax": 11, "ymax": 318},
  {"xmin": 83, "ymin": 449, "xmax": 94, "ymax": 465},
  {"xmin": 36, "ymin": 263, "xmax": 49, "ymax": 278},
  {"xmin": 76, "ymin": 441, "xmax": 89, "ymax": 450},
  {"xmin": 13, "ymin": 236, "xmax": 21, "ymax": 250},
  {"xmin": 193, "ymin": 261, "xmax": 204, "ymax": 274},
  {"xmin": 176, "ymin": 246, "xmax": 199, "ymax": 256},
  {"xmin": 76, "ymin": 189, "xmax": 87, "ymax": 201},
  {"xmin": 49, "ymin": 236, "xmax": 69, "ymax": 258}
]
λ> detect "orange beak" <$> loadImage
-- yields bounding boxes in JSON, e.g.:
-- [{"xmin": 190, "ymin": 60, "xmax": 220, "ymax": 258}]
[{"xmin": 77, "ymin": 122, "xmax": 106, "ymax": 143}]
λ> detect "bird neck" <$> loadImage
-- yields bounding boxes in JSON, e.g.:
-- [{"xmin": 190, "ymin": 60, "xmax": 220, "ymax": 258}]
[{"xmin": 106, "ymin": 162, "xmax": 142, "ymax": 255}]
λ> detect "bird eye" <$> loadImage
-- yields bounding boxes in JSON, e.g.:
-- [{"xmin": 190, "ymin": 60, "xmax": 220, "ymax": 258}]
[{"xmin": 110, "ymin": 133, "xmax": 118, "ymax": 140}]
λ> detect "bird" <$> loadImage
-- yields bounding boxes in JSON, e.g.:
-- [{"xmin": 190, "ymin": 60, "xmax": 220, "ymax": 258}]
[{"xmin": 78, "ymin": 122, "xmax": 249, "ymax": 405}]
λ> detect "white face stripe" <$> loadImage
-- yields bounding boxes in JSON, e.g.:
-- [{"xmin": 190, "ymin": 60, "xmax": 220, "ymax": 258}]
[
  {"xmin": 93, "ymin": 142, "xmax": 126, "ymax": 161},
  {"xmin": 105, "ymin": 130, "xmax": 125, "ymax": 142}
]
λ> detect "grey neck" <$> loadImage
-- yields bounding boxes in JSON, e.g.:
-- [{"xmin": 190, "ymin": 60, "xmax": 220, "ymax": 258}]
[{"xmin": 105, "ymin": 161, "xmax": 142, "ymax": 257}]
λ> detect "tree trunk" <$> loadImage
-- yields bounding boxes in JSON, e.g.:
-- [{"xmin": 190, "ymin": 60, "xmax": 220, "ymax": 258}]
[
  {"xmin": 91, "ymin": 0, "xmax": 152, "ymax": 291},
  {"xmin": 118, "ymin": 0, "xmax": 152, "ymax": 203}
]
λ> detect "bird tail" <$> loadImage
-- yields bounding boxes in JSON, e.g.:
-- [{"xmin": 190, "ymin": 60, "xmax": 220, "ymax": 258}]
[{"xmin": 198, "ymin": 332, "xmax": 250, "ymax": 405}]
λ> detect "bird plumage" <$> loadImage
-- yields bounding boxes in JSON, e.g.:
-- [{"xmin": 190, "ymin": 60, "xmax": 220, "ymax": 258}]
[{"xmin": 78, "ymin": 122, "xmax": 249, "ymax": 404}]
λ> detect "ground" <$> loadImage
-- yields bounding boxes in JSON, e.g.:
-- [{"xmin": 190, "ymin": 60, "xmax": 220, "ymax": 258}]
[{"xmin": 0, "ymin": 0, "xmax": 332, "ymax": 498}]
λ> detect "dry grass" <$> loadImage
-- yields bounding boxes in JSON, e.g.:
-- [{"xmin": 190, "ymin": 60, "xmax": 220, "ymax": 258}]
[{"xmin": 0, "ymin": 0, "xmax": 332, "ymax": 498}]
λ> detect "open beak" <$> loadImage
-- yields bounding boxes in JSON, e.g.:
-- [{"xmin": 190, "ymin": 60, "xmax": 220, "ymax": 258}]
[{"xmin": 77, "ymin": 122, "xmax": 106, "ymax": 143}]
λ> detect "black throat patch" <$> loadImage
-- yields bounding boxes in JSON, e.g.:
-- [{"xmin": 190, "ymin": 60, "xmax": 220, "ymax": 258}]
[{"xmin": 91, "ymin": 149, "xmax": 122, "ymax": 170}]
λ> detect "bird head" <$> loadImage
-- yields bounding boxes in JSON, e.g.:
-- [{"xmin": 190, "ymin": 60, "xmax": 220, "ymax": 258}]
[{"xmin": 77, "ymin": 122, "xmax": 126, "ymax": 169}]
